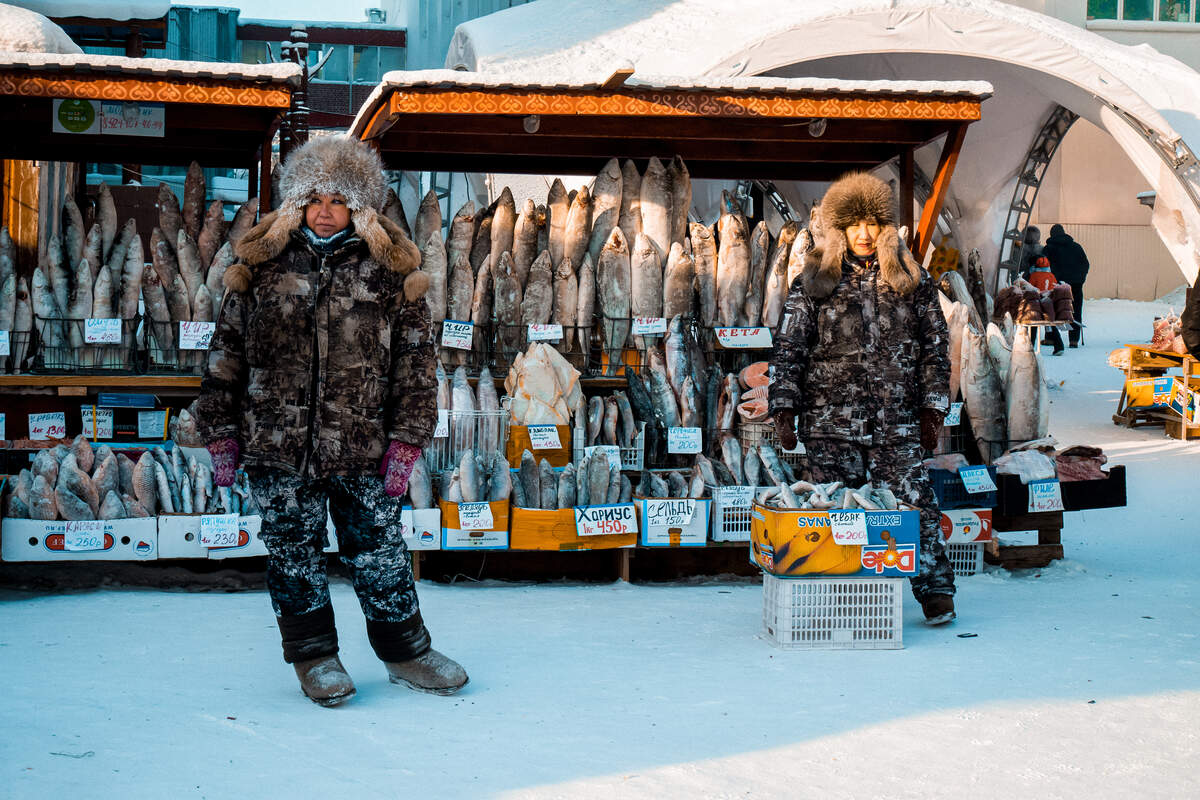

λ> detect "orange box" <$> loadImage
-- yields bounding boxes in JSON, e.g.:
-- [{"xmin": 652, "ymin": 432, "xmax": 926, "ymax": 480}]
[
  {"xmin": 509, "ymin": 506, "xmax": 636, "ymax": 551},
  {"xmin": 506, "ymin": 425, "xmax": 572, "ymax": 468},
  {"xmin": 439, "ymin": 499, "xmax": 509, "ymax": 550},
  {"xmin": 750, "ymin": 503, "xmax": 920, "ymax": 577}
]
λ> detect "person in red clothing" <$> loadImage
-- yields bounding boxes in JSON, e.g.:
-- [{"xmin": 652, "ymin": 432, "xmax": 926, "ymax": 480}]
[{"xmin": 1028, "ymin": 256, "xmax": 1065, "ymax": 355}]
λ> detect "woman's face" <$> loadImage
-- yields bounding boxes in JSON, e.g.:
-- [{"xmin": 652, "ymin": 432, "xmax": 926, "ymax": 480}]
[
  {"xmin": 844, "ymin": 218, "xmax": 881, "ymax": 257},
  {"xmin": 305, "ymin": 193, "xmax": 351, "ymax": 238}
]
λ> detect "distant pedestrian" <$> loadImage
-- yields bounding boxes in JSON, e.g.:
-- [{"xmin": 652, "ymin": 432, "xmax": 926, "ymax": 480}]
[
  {"xmin": 1017, "ymin": 225, "xmax": 1042, "ymax": 281},
  {"xmin": 1027, "ymin": 256, "xmax": 1065, "ymax": 356},
  {"xmin": 1041, "ymin": 223, "xmax": 1090, "ymax": 347}
]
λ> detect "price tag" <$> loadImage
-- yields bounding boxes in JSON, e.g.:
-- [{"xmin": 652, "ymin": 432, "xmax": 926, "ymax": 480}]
[
  {"xmin": 945, "ymin": 402, "xmax": 963, "ymax": 427},
  {"xmin": 0, "ymin": 412, "xmax": 6, "ymax": 440},
  {"xmin": 643, "ymin": 498, "xmax": 696, "ymax": 531},
  {"xmin": 829, "ymin": 509, "xmax": 869, "ymax": 545},
  {"xmin": 1027, "ymin": 479, "xmax": 1065, "ymax": 513},
  {"xmin": 714, "ymin": 327, "xmax": 773, "ymax": 348},
  {"xmin": 64, "ymin": 520, "xmax": 107, "ymax": 551},
  {"xmin": 28, "ymin": 412, "xmax": 67, "ymax": 440},
  {"xmin": 528, "ymin": 425, "xmax": 562, "ymax": 450},
  {"xmin": 527, "ymin": 323, "xmax": 563, "ymax": 342},
  {"xmin": 720, "ymin": 485, "xmax": 755, "ymax": 509},
  {"xmin": 80, "ymin": 407, "xmax": 114, "ymax": 439},
  {"xmin": 200, "ymin": 514, "xmax": 240, "ymax": 548},
  {"xmin": 441, "ymin": 320, "xmax": 474, "ymax": 350},
  {"xmin": 667, "ymin": 427, "xmax": 702, "ymax": 454},
  {"xmin": 0, "ymin": 329, "xmax": 10, "ymax": 356},
  {"xmin": 958, "ymin": 466, "xmax": 997, "ymax": 494},
  {"xmin": 632, "ymin": 317, "xmax": 667, "ymax": 335},
  {"xmin": 574, "ymin": 503, "xmax": 638, "ymax": 537},
  {"xmin": 179, "ymin": 321, "xmax": 216, "ymax": 350},
  {"xmin": 137, "ymin": 410, "xmax": 166, "ymax": 439},
  {"xmin": 433, "ymin": 408, "xmax": 449, "ymax": 439},
  {"xmin": 84, "ymin": 318, "xmax": 122, "ymax": 344},
  {"xmin": 457, "ymin": 501, "xmax": 494, "ymax": 530},
  {"xmin": 583, "ymin": 445, "xmax": 622, "ymax": 470}
]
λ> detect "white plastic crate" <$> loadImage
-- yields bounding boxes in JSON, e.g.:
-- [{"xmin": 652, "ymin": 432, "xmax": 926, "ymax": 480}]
[
  {"xmin": 945, "ymin": 541, "xmax": 985, "ymax": 576},
  {"xmin": 572, "ymin": 422, "xmax": 645, "ymax": 471},
  {"xmin": 709, "ymin": 485, "xmax": 769, "ymax": 542},
  {"xmin": 738, "ymin": 421, "xmax": 806, "ymax": 471},
  {"xmin": 762, "ymin": 574, "xmax": 904, "ymax": 650},
  {"xmin": 424, "ymin": 400, "xmax": 509, "ymax": 475}
]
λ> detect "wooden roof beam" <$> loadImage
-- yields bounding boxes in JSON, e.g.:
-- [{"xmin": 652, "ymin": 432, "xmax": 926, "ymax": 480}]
[{"xmin": 914, "ymin": 122, "xmax": 969, "ymax": 261}]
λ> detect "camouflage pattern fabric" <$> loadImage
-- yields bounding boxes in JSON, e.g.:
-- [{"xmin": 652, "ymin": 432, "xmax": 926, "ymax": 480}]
[
  {"xmin": 198, "ymin": 230, "xmax": 437, "ymax": 478},
  {"xmin": 805, "ymin": 437, "xmax": 955, "ymax": 600},
  {"xmin": 769, "ymin": 255, "xmax": 950, "ymax": 446},
  {"xmin": 245, "ymin": 467, "xmax": 422, "ymax": 625}
]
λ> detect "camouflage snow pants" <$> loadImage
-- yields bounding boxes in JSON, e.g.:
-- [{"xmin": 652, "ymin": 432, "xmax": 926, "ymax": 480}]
[
  {"xmin": 245, "ymin": 467, "xmax": 431, "ymax": 664},
  {"xmin": 804, "ymin": 437, "xmax": 955, "ymax": 601}
]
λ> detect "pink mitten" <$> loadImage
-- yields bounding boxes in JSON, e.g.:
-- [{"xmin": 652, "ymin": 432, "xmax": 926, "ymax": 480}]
[
  {"xmin": 207, "ymin": 438, "xmax": 240, "ymax": 488},
  {"xmin": 380, "ymin": 441, "xmax": 421, "ymax": 497}
]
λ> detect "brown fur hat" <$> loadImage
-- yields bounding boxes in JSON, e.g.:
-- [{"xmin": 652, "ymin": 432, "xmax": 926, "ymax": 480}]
[
  {"xmin": 224, "ymin": 135, "xmax": 423, "ymax": 299},
  {"xmin": 803, "ymin": 171, "xmax": 921, "ymax": 299}
]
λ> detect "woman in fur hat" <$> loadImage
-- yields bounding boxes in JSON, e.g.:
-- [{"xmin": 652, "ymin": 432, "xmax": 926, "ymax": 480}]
[
  {"xmin": 195, "ymin": 135, "xmax": 467, "ymax": 705},
  {"xmin": 768, "ymin": 171, "xmax": 957, "ymax": 625}
]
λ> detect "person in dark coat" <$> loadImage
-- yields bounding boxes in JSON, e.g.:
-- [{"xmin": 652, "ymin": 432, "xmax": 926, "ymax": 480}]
[
  {"xmin": 196, "ymin": 135, "xmax": 468, "ymax": 706},
  {"xmin": 1041, "ymin": 223, "xmax": 1089, "ymax": 347},
  {"xmin": 1017, "ymin": 225, "xmax": 1042, "ymax": 281},
  {"xmin": 1182, "ymin": 283, "xmax": 1200, "ymax": 358},
  {"xmin": 768, "ymin": 171, "xmax": 956, "ymax": 625}
]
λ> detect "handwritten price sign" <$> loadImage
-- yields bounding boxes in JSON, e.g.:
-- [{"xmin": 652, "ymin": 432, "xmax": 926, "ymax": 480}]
[
  {"xmin": 433, "ymin": 409, "xmax": 449, "ymax": 439},
  {"xmin": 64, "ymin": 520, "xmax": 107, "ymax": 552},
  {"xmin": 200, "ymin": 514, "xmax": 240, "ymax": 548},
  {"xmin": 644, "ymin": 498, "xmax": 696, "ymax": 531},
  {"xmin": 528, "ymin": 425, "xmax": 562, "ymax": 450},
  {"xmin": 1027, "ymin": 479, "xmax": 1065, "ymax": 513},
  {"xmin": 667, "ymin": 427, "xmax": 702, "ymax": 454},
  {"xmin": 457, "ymin": 502, "xmax": 495, "ymax": 531},
  {"xmin": 829, "ymin": 509, "xmax": 869, "ymax": 545},
  {"xmin": 574, "ymin": 504, "xmax": 637, "ymax": 537},
  {"xmin": 958, "ymin": 466, "xmax": 997, "ymax": 494},
  {"xmin": 80, "ymin": 407, "xmax": 114, "ymax": 439},
  {"xmin": 442, "ymin": 320, "xmax": 474, "ymax": 350},
  {"xmin": 632, "ymin": 317, "xmax": 667, "ymax": 336},
  {"xmin": 714, "ymin": 327, "xmax": 773, "ymax": 348},
  {"xmin": 527, "ymin": 323, "xmax": 563, "ymax": 342},
  {"xmin": 29, "ymin": 412, "xmax": 66, "ymax": 441},
  {"xmin": 944, "ymin": 402, "xmax": 964, "ymax": 427},
  {"xmin": 84, "ymin": 318, "xmax": 122, "ymax": 344},
  {"xmin": 179, "ymin": 321, "xmax": 215, "ymax": 350}
]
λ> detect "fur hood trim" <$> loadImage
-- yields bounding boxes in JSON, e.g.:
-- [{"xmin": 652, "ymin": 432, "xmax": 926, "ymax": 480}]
[
  {"xmin": 802, "ymin": 171, "xmax": 921, "ymax": 299},
  {"xmin": 224, "ymin": 207, "xmax": 423, "ymax": 297},
  {"xmin": 279, "ymin": 134, "xmax": 387, "ymax": 214}
]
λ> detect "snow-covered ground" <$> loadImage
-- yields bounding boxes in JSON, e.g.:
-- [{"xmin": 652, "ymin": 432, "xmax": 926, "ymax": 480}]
[{"xmin": 3, "ymin": 298, "xmax": 1198, "ymax": 799}]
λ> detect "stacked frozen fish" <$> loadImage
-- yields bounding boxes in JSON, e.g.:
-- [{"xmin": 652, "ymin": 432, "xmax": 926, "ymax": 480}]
[
  {"xmin": 510, "ymin": 449, "xmax": 632, "ymax": 509},
  {"xmin": 0, "ymin": 228, "xmax": 32, "ymax": 373},
  {"xmin": 436, "ymin": 363, "xmax": 503, "ymax": 453},
  {"xmin": 505, "ymin": 342, "xmax": 582, "ymax": 426}
]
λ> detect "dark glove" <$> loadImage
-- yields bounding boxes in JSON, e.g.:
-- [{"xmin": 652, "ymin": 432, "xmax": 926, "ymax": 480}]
[
  {"xmin": 380, "ymin": 441, "xmax": 421, "ymax": 498},
  {"xmin": 774, "ymin": 411, "xmax": 798, "ymax": 453},
  {"xmin": 207, "ymin": 438, "xmax": 240, "ymax": 488},
  {"xmin": 920, "ymin": 409, "xmax": 944, "ymax": 452}
]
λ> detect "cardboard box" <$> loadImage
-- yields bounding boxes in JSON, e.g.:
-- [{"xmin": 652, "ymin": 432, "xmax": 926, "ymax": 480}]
[
  {"xmin": 509, "ymin": 506, "xmax": 636, "ymax": 551},
  {"xmin": 634, "ymin": 497, "xmax": 709, "ymax": 547},
  {"xmin": 1, "ymin": 518, "xmax": 157, "ymax": 561},
  {"xmin": 939, "ymin": 508, "xmax": 994, "ymax": 544},
  {"xmin": 157, "ymin": 514, "xmax": 208, "ymax": 559},
  {"xmin": 440, "ymin": 499, "xmax": 509, "ymax": 550},
  {"xmin": 750, "ymin": 503, "xmax": 921, "ymax": 577},
  {"xmin": 506, "ymin": 425, "xmax": 572, "ymax": 468},
  {"xmin": 206, "ymin": 515, "xmax": 267, "ymax": 560},
  {"xmin": 1124, "ymin": 376, "xmax": 1175, "ymax": 409},
  {"xmin": 1169, "ymin": 377, "xmax": 1199, "ymax": 424},
  {"xmin": 403, "ymin": 507, "xmax": 442, "ymax": 551}
]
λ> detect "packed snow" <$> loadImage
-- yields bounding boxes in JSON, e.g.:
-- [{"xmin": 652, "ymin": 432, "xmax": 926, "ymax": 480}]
[
  {"xmin": 2, "ymin": 298, "xmax": 1198, "ymax": 798},
  {"xmin": 0, "ymin": 4, "xmax": 82, "ymax": 54},
  {"xmin": 13, "ymin": 2, "xmax": 170, "ymax": 22},
  {"xmin": 0, "ymin": 50, "xmax": 302, "ymax": 82}
]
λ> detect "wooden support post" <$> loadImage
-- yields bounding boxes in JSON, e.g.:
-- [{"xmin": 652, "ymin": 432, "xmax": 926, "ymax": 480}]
[
  {"xmin": 259, "ymin": 129, "xmax": 273, "ymax": 212},
  {"xmin": 900, "ymin": 147, "xmax": 915, "ymax": 248},
  {"xmin": 246, "ymin": 156, "xmax": 258, "ymax": 206},
  {"xmin": 617, "ymin": 549, "xmax": 632, "ymax": 583},
  {"xmin": 914, "ymin": 123, "xmax": 968, "ymax": 262},
  {"xmin": 411, "ymin": 551, "xmax": 422, "ymax": 582}
]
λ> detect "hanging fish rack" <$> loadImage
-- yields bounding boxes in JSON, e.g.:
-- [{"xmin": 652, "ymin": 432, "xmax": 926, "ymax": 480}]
[
  {"xmin": 435, "ymin": 321, "xmax": 493, "ymax": 375},
  {"xmin": 570, "ymin": 421, "xmax": 646, "ymax": 473},
  {"xmin": 489, "ymin": 323, "xmax": 599, "ymax": 377},
  {"xmin": 142, "ymin": 319, "xmax": 206, "ymax": 375},
  {"xmin": 424, "ymin": 398, "xmax": 511, "ymax": 475},
  {"xmin": 32, "ymin": 316, "xmax": 142, "ymax": 374}
]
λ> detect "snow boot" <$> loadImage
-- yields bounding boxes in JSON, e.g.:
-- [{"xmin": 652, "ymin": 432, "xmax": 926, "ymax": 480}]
[
  {"xmin": 385, "ymin": 649, "xmax": 469, "ymax": 696},
  {"xmin": 294, "ymin": 655, "xmax": 356, "ymax": 707},
  {"xmin": 921, "ymin": 594, "xmax": 956, "ymax": 626}
]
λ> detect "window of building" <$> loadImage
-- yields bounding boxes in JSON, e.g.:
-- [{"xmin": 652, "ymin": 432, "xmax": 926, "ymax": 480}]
[{"xmin": 1088, "ymin": 0, "xmax": 1195, "ymax": 20}]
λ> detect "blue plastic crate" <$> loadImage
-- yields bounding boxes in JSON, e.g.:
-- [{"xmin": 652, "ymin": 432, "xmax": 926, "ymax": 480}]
[{"xmin": 929, "ymin": 467, "xmax": 998, "ymax": 510}]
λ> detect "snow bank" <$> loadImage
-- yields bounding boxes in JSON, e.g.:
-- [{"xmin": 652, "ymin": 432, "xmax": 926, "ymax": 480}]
[
  {"xmin": 0, "ymin": 50, "xmax": 301, "ymax": 83},
  {"xmin": 0, "ymin": 4, "xmax": 82, "ymax": 54},
  {"xmin": 14, "ymin": 1, "xmax": 169, "ymax": 22}
]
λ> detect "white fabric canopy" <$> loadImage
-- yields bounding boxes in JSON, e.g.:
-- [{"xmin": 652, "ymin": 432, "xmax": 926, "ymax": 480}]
[{"xmin": 447, "ymin": 0, "xmax": 1200, "ymax": 284}]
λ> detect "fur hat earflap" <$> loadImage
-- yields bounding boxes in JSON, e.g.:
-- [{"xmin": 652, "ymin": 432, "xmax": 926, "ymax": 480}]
[
  {"xmin": 802, "ymin": 171, "xmax": 921, "ymax": 298},
  {"xmin": 233, "ymin": 207, "xmax": 301, "ymax": 267},
  {"xmin": 279, "ymin": 134, "xmax": 387, "ymax": 214},
  {"xmin": 223, "ymin": 261, "xmax": 252, "ymax": 293}
]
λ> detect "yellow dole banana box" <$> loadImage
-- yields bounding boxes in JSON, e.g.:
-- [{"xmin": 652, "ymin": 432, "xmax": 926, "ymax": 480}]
[{"xmin": 750, "ymin": 503, "xmax": 921, "ymax": 577}]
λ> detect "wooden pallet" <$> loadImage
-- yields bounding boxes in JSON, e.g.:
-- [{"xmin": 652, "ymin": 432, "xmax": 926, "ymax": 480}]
[{"xmin": 984, "ymin": 509, "xmax": 1064, "ymax": 569}]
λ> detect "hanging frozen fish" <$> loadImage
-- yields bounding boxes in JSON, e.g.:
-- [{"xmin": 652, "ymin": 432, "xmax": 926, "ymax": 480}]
[
  {"xmin": 520, "ymin": 250, "xmax": 553, "ymax": 326},
  {"xmin": 604, "ymin": 462, "xmax": 621, "ymax": 504},
  {"xmin": 488, "ymin": 453, "xmax": 512, "ymax": 503},
  {"xmin": 83, "ymin": 224, "xmax": 103, "ymax": 282},
  {"xmin": 104, "ymin": 218, "xmax": 135, "ymax": 312},
  {"xmin": 639, "ymin": 156, "xmax": 673, "ymax": 260},
  {"xmin": 423, "ymin": 229, "xmax": 449, "ymax": 325},
  {"xmin": 618, "ymin": 159, "xmax": 642, "ymax": 248},
  {"xmin": 630, "ymin": 232, "xmax": 663, "ymax": 350},
  {"xmin": 63, "ymin": 195, "xmax": 85, "ymax": 271},
  {"xmin": 493, "ymin": 251, "xmax": 524, "ymax": 356},
  {"xmin": 762, "ymin": 222, "xmax": 797, "ymax": 331},
  {"xmin": 602, "ymin": 397, "xmax": 619, "ymax": 446},
  {"xmin": 476, "ymin": 366, "xmax": 500, "ymax": 452},
  {"xmin": 586, "ymin": 395, "xmax": 603, "ymax": 446},
  {"xmin": 668, "ymin": 156, "xmax": 691, "ymax": 248},
  {"xmin": 987, "ymin": 321, "xmax": 1012, "ymax": 393},
  {"xmin": 142, "ymin": 264, "xmax": 173, "ymax": 351},
  {"xmin": 588, "ymin": 158, "xmax": 623, "ymax": 268},
  {"xmin": 489, "ymin": 187, "xmax": 517, "ymax": 279},
  {"xmin": 382, "ymin": 188, "xmax": 410, "ymax": 239},
  {"xmin": 156, "ymin": 184, "xmax": 183, "ymax": 249},
  {"xmin": 679, "ymin": 376, "xmax": 702, "ymax": 428},
  {"xmin": 468, "ymin": 260, "xmax": 493, "ymax": 363},
  {"xmin": 596, "ymin": 227, "xmax": 631, "ymax": 375},
  {"xmin": 518, "ymin": 450, "xmax": 539, "ymax": 508},
  {"xmin": 446, "ymin": 252, "xmax": 474, "ymax": 328},
  {"xmin": 646, "ymin": 351, "xmax": 681, "ymax": 428},
  {"xmin": 661, "ymin": 242, "xmax": 695, "ymax": 321},
  {"xmin": 688, "ymin": 222, "xmax": 717, "ymax": 328},
  {"xmin": 11, "ymin": 277, "xmax": 32, "ymax": 371},
  {"xmin": 663, "ymin": 315, "xmax": 693, "ymax": 400},
  {"xmin": 946, "ymin": 301, "xmax": 969, "ymax": 401},
  {"xmin": 119, "ymin": 235, "xmax": 144, "ymax": 321},
  {"xmin": 205, "ymin": 241, "xmax": 232, "ymax": 314},
  {"xmin": 716, "ymin": 211, "xmax": 750, "ymax": 327},
  {"xmin": 543, "ymin": 178, "xmax": 568, "ymax": 267},
  {"xmin": 743, "ymin": 222, "xmax": 770, "ymax": 328},
  {"xmin": 469, "ymin": 203, "xmax": 494, "ymax": 277},
  {"xmin": 67, "ymin": 254, "xmax": 93, "ymax": 326},
  {"xmin": 182, "ymin": 161, "xmax": 206, "ymax": 239},
  {"xmin": 177, "ymin": 229, "xmax": 205, "ymax": 308},
  {"xmin": 551, "ymin": 255, "xmax": 578, "ymax": 353},
  {"xmin": 562, "ymin": 185, "xmax": 592, "ymax": 272},
  {"xmin": 1007, "ymin": 325, "xmax": 1047, "ymax": 443},
  {"xmin": 450, "ymin": 365, "xmax": 476, "ymax": 451},
  {"xmin": 575, "ymin": 253, "xmax": 595, "ymax": 357},
  {"xmin": 44, "ymin": 236, "xmax": 69, "ymax": 320},
  {"xmin": 614, "ymin": 391, "xmax": 636, "ymax": 449},
  {"xmin": 787, "ymin": 228, "xmax": 813, "ymax": 290},
  {"xmin": 97, "ymin": 182, "xmax": 118, "ymax": 263},
  {"xmin": 227, "ymin": 198, "xmax": 258, "ymax": 250},
  {"xmin": 512, "ymin": 197, "xmax": 540, "ymax": 289},
  {"xmin": 413, "ymin": 189, "xmax": 442, "ymax": 249},
  {"xmin": 962, "ymin": 325, "xmax": 1007, "ymax": 464},
  {"xmin": 166, "ymin": 273, "xmax": 191, "ymax": 325},
  {"xmin": 446, "ymin": 200, "xmax": 476, "ymax": 282},
  {"xmin": 197, "ymin": 200, "xmax": 227, "ymax": 271}
]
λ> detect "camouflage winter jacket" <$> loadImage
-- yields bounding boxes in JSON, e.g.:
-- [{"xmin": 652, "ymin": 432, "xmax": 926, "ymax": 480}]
[
  {"xmin": 196, "ymin": 226, "xmax": 436, "ymax": 477},
  {"xmin": 768, "ymin": 255, "xmax": 950, "ymax": 446}
]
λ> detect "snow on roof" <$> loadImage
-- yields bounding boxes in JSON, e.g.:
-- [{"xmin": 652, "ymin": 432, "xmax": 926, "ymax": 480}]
[
  {"xmin": 373, "ymin": 68, "xmax": 993, "ymax": 98},
  {"xmin": 238, "ymin": 16, "xmax": 407, "ymax": 32},
  {"xmin": 0, "ymin": 50, "xmax": 302, "ymax": 85},
  {"xmin": 0, "ymin": 4, "xmax": 82, "ymax": 54},
  {"xmin": 14, "ymin": 1, "xmax": 170, "ymax": 22}
]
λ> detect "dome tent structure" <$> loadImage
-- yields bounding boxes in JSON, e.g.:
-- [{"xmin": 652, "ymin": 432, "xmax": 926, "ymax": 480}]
[{"xmin": 446, "ymin": 0, "xmax": 1200, "ymax": 287}]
